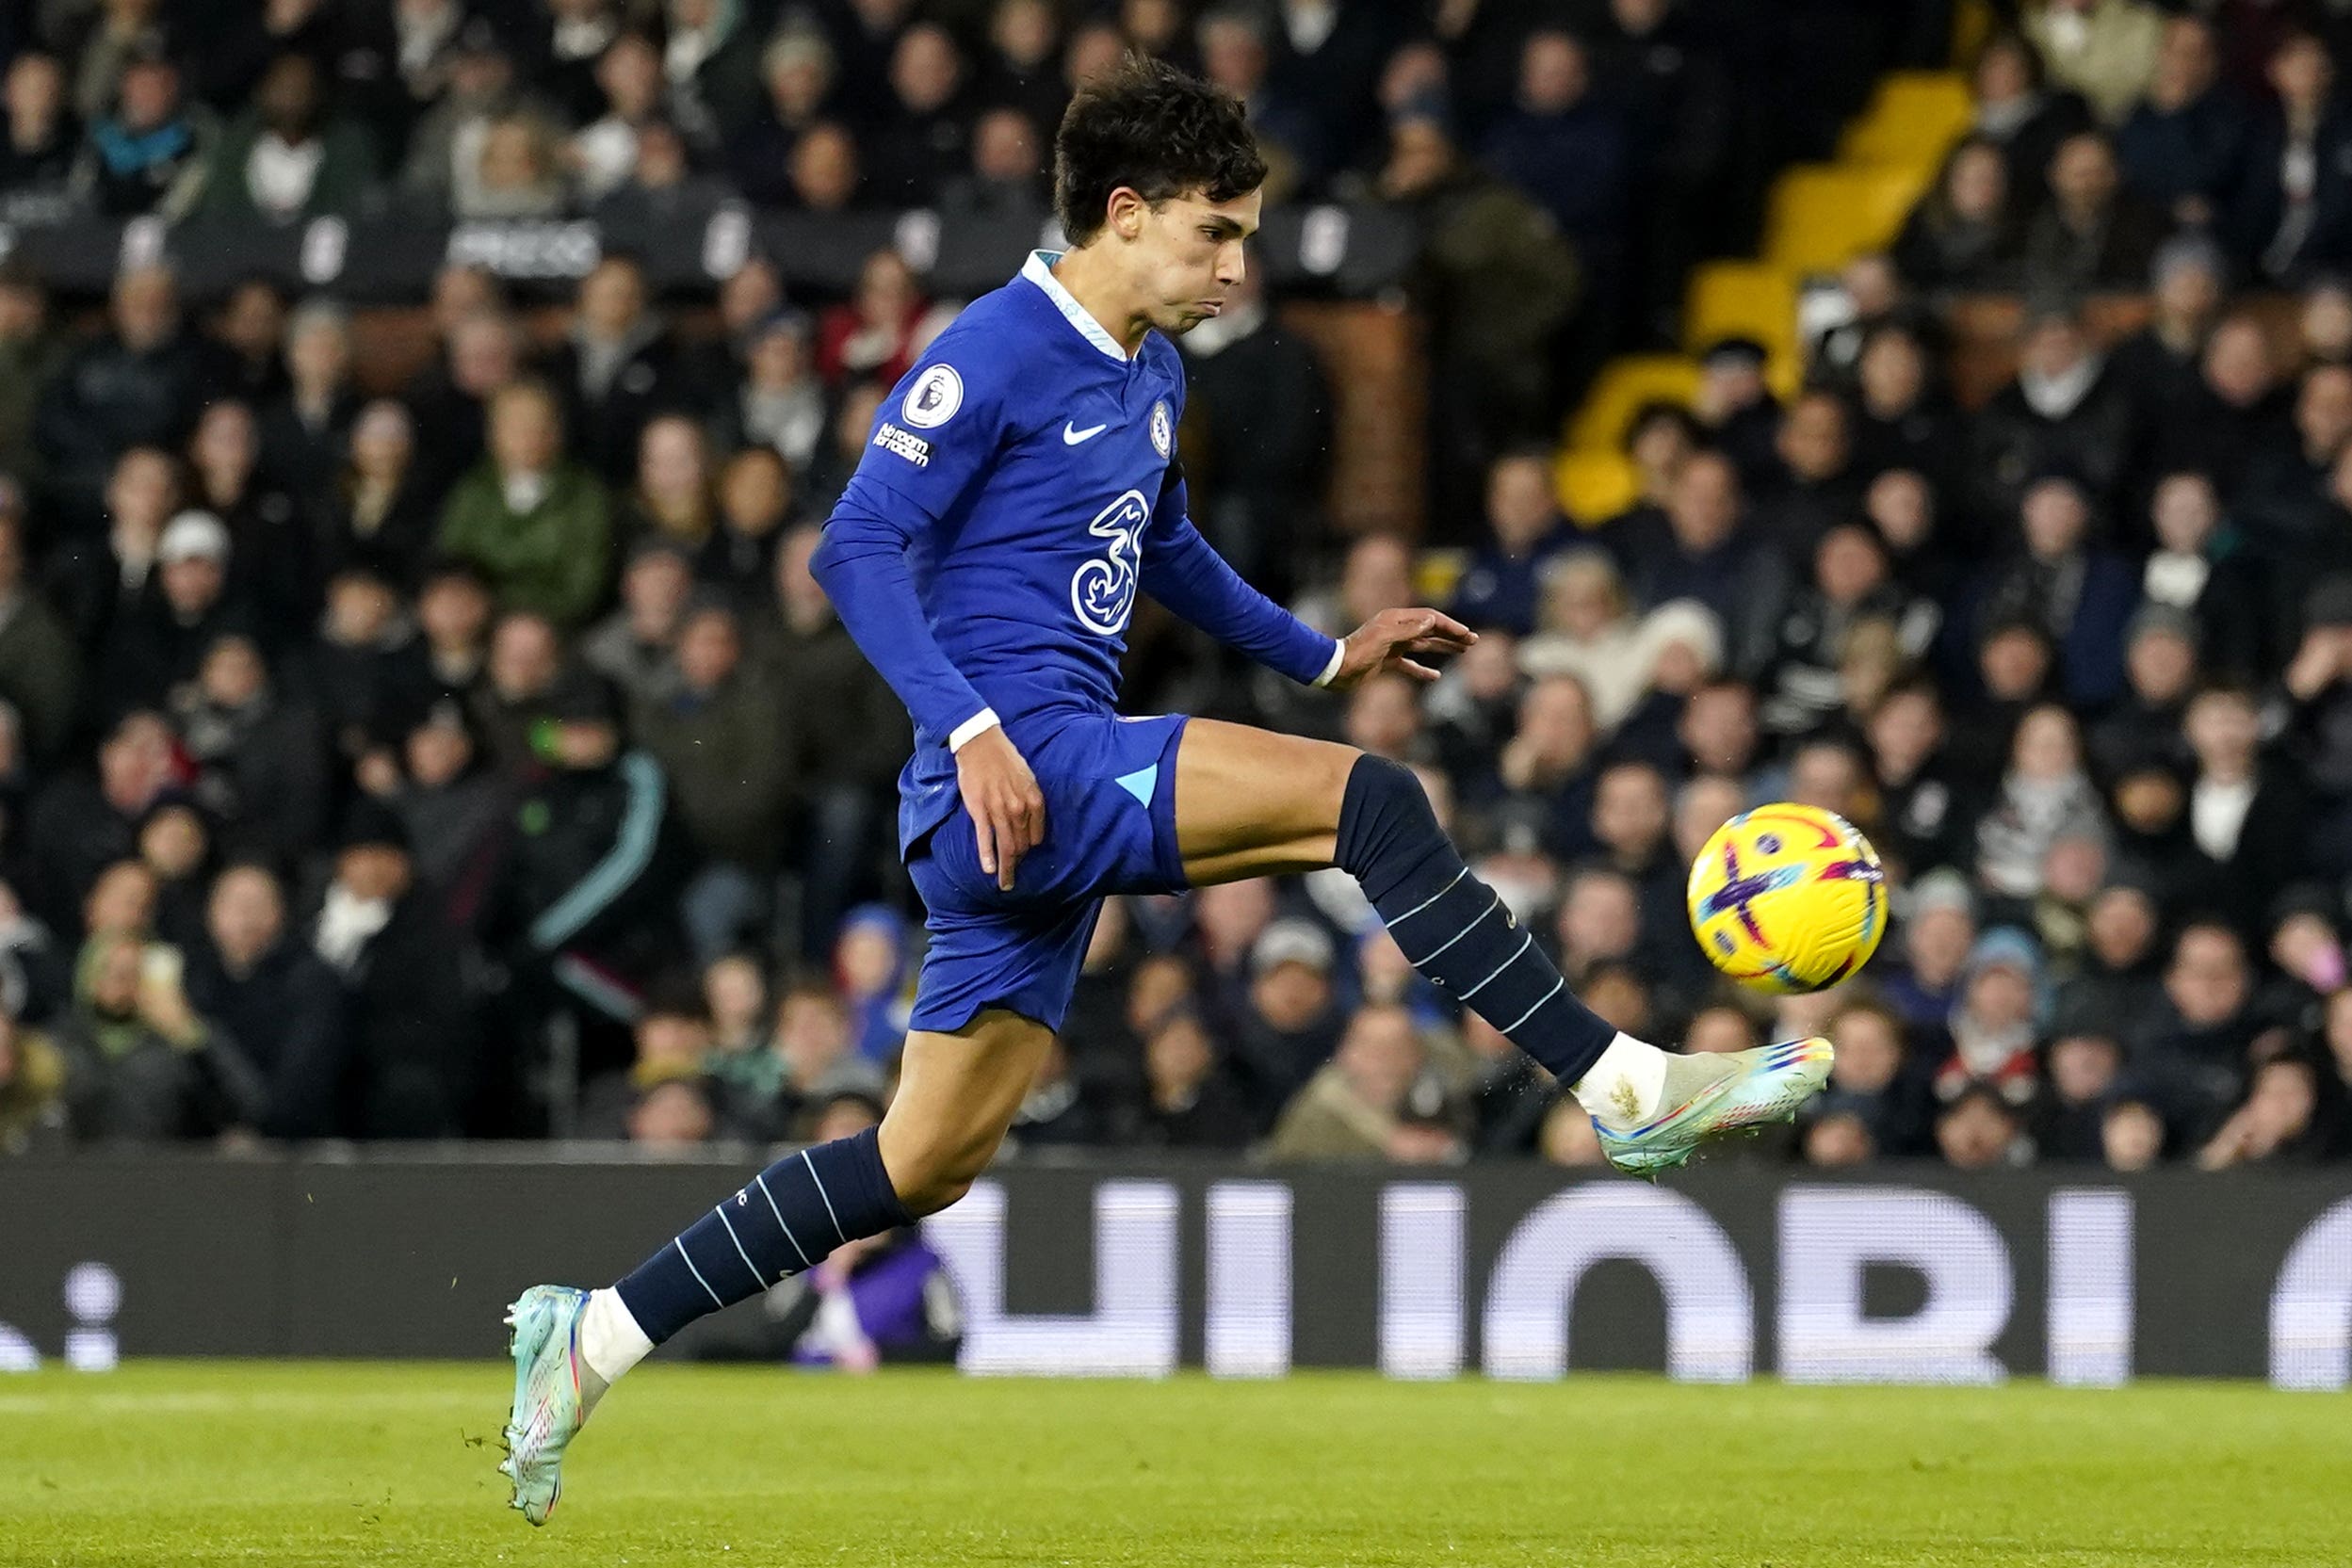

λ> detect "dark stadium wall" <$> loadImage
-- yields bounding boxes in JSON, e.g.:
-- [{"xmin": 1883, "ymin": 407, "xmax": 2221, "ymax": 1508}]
[{"xmin": 2, "ymin": 1157, "xmax": 2349, "ymax": 1386}]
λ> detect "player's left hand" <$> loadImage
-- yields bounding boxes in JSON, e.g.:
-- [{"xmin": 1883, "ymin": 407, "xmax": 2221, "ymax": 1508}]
[{"xmin": 1328, "ymin": 608, "xmax": 1477, "ymax": 689}]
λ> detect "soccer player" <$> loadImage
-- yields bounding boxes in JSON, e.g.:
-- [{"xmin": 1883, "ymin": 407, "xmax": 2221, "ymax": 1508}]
[{"xmin": 499, "ymin": 58, "xmax": 1831, "ymax": 1522}]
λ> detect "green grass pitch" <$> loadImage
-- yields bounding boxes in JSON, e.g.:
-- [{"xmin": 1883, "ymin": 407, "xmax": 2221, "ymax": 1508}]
[{"xmin": 0, "ymin": 1362, "xmax": 2343, "ymax": 1566}]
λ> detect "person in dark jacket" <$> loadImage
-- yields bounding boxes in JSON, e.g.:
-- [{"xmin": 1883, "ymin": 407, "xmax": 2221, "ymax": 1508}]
[
  {"xmin": 2020, "ymin": 131, "xmax": 2173, "ymax": 299},
  {"xmin": 1966, "ymin": 307, "xmax": 2137, "ymax": 534},
  {"xmin": 534, "ymin": 255, "xmax": 700, "ymax": 487},
  {"xmin": 182, "ymin": 863, "xmax": 347, "ymax": 1140},
  {"xmin": 1963, "ymin": 473, "xmax": 2140, "ymax": 707},
  {"xmin": 1131, "ymin": 1006, "xmax": 1256, "ymax": 1150},
  {"xmin": 311, "ymin": 801, "xmax": 479, "ymax": 1140},
  {"xmin": 2230, "ymin": 29, "xmax": 2352, "ymax": 282},
  {"xmin": 25, "ymin": 710, "xmax": 180, "ymax": 939},
  {"xmin": 32, "ymin": 264, "xmax": 219, "ymax": 528},
  {"xmin": 1449, "ymin": 449, "xmax": 1572, "ymax": 637}
]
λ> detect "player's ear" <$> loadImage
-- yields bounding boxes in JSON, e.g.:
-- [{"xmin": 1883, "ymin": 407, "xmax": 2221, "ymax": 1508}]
[{"xmin": 1106, "ymin": 186, "xmax": 1147, "ymax": 241}]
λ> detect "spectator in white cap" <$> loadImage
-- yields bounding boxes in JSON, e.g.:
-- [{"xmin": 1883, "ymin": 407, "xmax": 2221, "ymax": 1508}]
[{"xmin": 94, "ymin": 510, "xmax": 255, "ymax": 719}]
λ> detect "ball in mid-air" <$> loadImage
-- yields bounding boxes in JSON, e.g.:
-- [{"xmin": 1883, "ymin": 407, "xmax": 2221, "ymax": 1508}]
[{"xmin": 1686, "ymin": 803, "xmax": 1887, "ymax": 994}]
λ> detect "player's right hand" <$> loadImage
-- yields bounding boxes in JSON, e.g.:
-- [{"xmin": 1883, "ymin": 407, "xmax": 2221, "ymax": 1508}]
[{"xmin": 956, "ymin": 726, "xmax": 1046, "ymax": 892}]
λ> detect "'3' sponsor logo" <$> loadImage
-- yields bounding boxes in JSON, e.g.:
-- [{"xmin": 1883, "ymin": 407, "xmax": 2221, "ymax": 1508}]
[{"xmin": 1071, "ymin": 490, "xmax": 1148, "ymax": 636}]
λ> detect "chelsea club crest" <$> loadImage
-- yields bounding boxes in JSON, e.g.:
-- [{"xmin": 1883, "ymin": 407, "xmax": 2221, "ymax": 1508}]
[{"xmin": 1149, "ymin": 399, "xmax": 1173, "ymax": 458}]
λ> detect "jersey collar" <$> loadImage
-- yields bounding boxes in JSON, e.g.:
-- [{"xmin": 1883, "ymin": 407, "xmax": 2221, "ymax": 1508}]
[{"xmin": 1020, "ymin": 250, "xmax": 1130, "ymax": 364}]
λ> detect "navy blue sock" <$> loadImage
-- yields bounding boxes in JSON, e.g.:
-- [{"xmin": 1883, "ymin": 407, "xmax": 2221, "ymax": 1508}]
[
  {"xmin": 1334, "ymin": 754, "xmax": 1616, "ymax": 1082},
  {"xmin": 614, "ymin": 1124, "xmax": 914, "ymax": 1345}
]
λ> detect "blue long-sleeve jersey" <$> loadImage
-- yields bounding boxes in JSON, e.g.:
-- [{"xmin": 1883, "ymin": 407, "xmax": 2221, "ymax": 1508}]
[{"xmin": 811, "ymin": 251, "xmax": 1343, "ymax": 856}]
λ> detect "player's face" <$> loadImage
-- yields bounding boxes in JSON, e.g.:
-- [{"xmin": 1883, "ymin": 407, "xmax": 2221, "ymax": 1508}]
[{"xmin": 1136, "ymin": 187, "xmax": 1262, "ymax": 334}]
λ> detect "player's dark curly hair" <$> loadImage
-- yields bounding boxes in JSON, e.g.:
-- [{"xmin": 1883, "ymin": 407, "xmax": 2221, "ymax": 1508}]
[{"xmin": 1054, "ymin": 56, "xmax": 1267, "ymax": 244}]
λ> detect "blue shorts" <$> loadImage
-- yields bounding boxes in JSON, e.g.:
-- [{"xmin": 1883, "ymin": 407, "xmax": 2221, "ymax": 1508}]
[{"xmin": 905, "ymin": 712, "xmax": 1190, "ymax": 1034}]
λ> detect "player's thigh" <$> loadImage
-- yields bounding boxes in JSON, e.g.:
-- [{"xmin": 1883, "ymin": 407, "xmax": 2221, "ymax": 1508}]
[
  {"xmin": 878, "ymin": 1009, "xmax": 1055, "ymax": 1216},
  {"xmin": 1174, "ymin": 718, "xmax": 1360, "ymax": 883}
]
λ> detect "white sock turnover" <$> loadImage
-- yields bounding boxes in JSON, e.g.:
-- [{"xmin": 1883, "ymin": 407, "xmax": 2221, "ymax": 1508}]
[
  {"xmin": 577, "ymin": 1287, "xmax": 654, "ymax": 1390},
  {"xmin": 1570, "ymin": 1032, "xmax": 1670, "ymax": 1130}
]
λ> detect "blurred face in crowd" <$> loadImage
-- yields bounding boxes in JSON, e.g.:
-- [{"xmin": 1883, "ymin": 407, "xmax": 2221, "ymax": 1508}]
[
  {"xmin": 747, "ymin": 316, "xmax": 811, "ymax": 389},
  {"xmin": 855, "ymin": 250, "xmax": 920, "ymax": 329},
  {"xmin": 1518, "ymin": 31, "xmax": 1589, "ymax": 113},
  {"xmin": 286, "ymin": 308, "xmax": 350, "ymax": 394},
  {"xmin": 1829, "ymin": 1007, "xmax": 1902, "ymax": 1093},
  {"xmin": 792, "ymin": 122, "xmax": 860, "ymax": 210},
  {"xmin": 113, "ymin": 266, "xmax": 178, "ymax": 352},
  {"xmin": 405, "ymin": 716, "xmax": 474, "ymax": 789},
  {"xmin": 2304, "ymin": 282, "xmax": 2352, "ymax": 361},
  {"xmin": 972, "ymin": 107, "xmax": 1041, "ymax": 184},
  {"xmin": 488, "ymin": 614, "xmax": 560, "ymax": 701},
  {"xmin": 1778, "ymin": 393, "xmax": 1848, "ymax": 483},
  {"xmin": 119, "ymin": 59, "xmax": 180, "ymax": 134},
  {"xmin": 138, "ymin": 803, "xmax": 205, "ymax": 881},
  {"xmin": 2149, "ymin": 472, "xmax": 2219, "ymax": 554},
  {"xmin": 86, "ymin": 935, "xmax": 146, "ymax": 1017},
  {"xmin": 489, "ymin": 386, "xmax": 561, "ymax": 476},
  {"xmin": 2012, "ymin": 704, "xmax": 2082, "ymax": 783},
  {"xmin": 1252, "ymin": 955, "xmax": 1329, "ymax": 1032},
  {"xmin": 2167, "ymin": 925, "xmax": 2247, "ymax": 1026},
  {"xmin": 1857, "ymin": 328, "xmax": 1926, "ymax": 417},
  {"xmin": 2042, "ymin": 832, "xmax": 2105, "ymax": 905},
  {"xmin": 638, "ymin": 416, "xmax": 706, "ymax": 508},
  {"xmin": 1341, "ymin": 535, "xmax": 1414, "ymax": 624},
  {"xmin": 632, "ymin": 121, "xmax": 688, "ymax": 189},
  {"xmin": 629, "ymin": 1081, "xmax": 714, "ymax": 1147},
  {"xmin": 86, "ymin": 860, "xmax": 159, "ymax": 937},
  {"xmin": 2295, "ymin": 364, "xmax": 2352, "ymax": 460},
  {"xmin": 1679, "ymin": 682, "xmax": 1756, "ymax": 774},
  {"xmin": 207, "ymin": 865, "xmax": 284, "ymax": 970},
  {"xmin": 1814, "ymin": 525, "xmax": 1887, "ymax": 607},
  {"xmin": 836, "ymin": 920, "xmax": 900, "ymax": 998},
  {"xmin": 1905, "ymin": 902, "xmax": 1974, "ymax": 987},
  {"xmin": 160, "ymin": 541, "xmax": 225, "ymax": 619},
  {"xmin": 1865, "ymin": 468, "xmax": 1934, "ymax": 552},
  {"xmin": 719, "ymin": 260, "xmax": 781, "ymax": 337},
  {"xmin": 1541, "ymin": 555, "xmax": 1626, "ymax": 639},
  {"xmin": 1665, "ymin": 452, "xmax": 1739, "ymax": 553},
  {"xmin": 8, "ymin": 54, "xmax": 64, "ymax": 135},
  {"xmin": 1144, "ymin": 1012, "xmax": 1214, "ymax": 1101},
  {"xmin": 1559, "ymin": 870, "xmax": 1638, "ymax": 963},
  {"xmin": 1200, "ymin": 13, "xmax": 1269, "ymax": 98},
  {"xmin": 1626, "ymin": 406, "xmax": 1695, "ymax": 487},
  {"xmin": 192, "ymin": 401, "xmax": 259, "ymax": 485},
  {"xmin": 1336, "ymin": 1006, "xmax": 1422, "ymax": 1113},
  {"xmin": 1790, "ymin": 741, "xmax": 1864, "ymax": 816},
  {"xmin": 2185, "ymin": 689, "xmax": 2259, "ymax": 776},
  {"xmin": 1343, "ymin": 670, "xmax": 1420, "ymax": 759},
  {"xmin": 1484, "ymin": 455, "xmax": 1556, "ymax": 553},
  {"xmin": 256, "ymin": 54, "xmax": 323, "ymax": 140},
  {"xmin": 2272, "ymin": 911, "xmax": 2344, "ymax": 992},
  {"xmin": 720, "ymin": 448, "xmax": 791, "ymax": 533},
  {"xmin": 1121, "ymin": 0, "xmax": 1183, "ymax": 55},
  {"xmin": 2127, "ymin": 626, "xmax": 2196, "ymax": 703},
  {"xmin": 1805, "ymin": 1111, "xmax": 1873, "ymax": 1167},
  {"xmin": 623, "ymin": 550, "xmax": 692, "ymax": 640},
  {"xmin": 1517, "ymin": 674, "xmax": 1596, "ymax": 770},
  {"xmin": 1380, "ymin": 115, "xmax": 1455, "ymax": 199},
  {"xmin": 2020, "ymin": 478, "xmax": 2089, "ymax": 559},
  {"xmin": 2154, "ymin": 252, "xmax": 2222, "ymax": 334},
  {"xmin": 892, "ymin": 24, "xmax": 963, "ymax": 112},
  {"xmin": 1981, "ymin": 626, "xmax": 2052, "ymax": 700},
  {"xmin": 2273, "ymin": 33, "xmax": 2334, "ymax": 115},
  {"xmin": 2202, "ymin": 317, "xmax": 2275, "ymax": 409},
  {"xmin": 478, "ymin": 117, "xmax": 555, "ymax": 199},
  {"xmin": 199, "ymin": 637, "xmax": 267, "ymax": 708},
  {"xmin": 1593, "ymin": 764, "xmax": 1668, "ymax": 861},
  {"xmin": 349, "ymin": 399, "xmax": 414, "ymax": 484},
  {"xmin": 1673, "ymin": 774, "xmax": 1745, "ymax": 863},
  {"xmin": 1579, "ymin": 966, "xmax": 1648, "ymax": 1035},
  {"xmin": 450, "ymin": 312, "xmax": 521, "ymax": 396},
  {"xmin": 1944, "ymin": 141, "xmax": 2006, "ymax": 224},
  {"xmin": 2087, "ymin": 885, "xmax": 2157, "ymax": 970},
  {"xmin": 1938, "ymin": 1093, "xmax": 2015, "ymax": 1170},
  {"xmin": 1685, "ymin": 1006, "xmax": 1757, "ymax": 1056},
  {"xmin": 772, "ymin": 987, "xmax": 850, "ymax": 1077},
  {"xmin": 1973, "ymin": 36, "xmax": 2034, "ymax": 107},
  {"xmin": 431, "ymin": 266, "xmax": 500, "ymax": 337},
  {"xmin": 2048, "ymin": 1034, "xmax": 2120, "ymax": 1107},
  {"xmin": 419, "ymin": 571, "xmax": 491, "ymax": 654},
  {"xmin": 598, "ymin": 34, "xmax": 662, "ymax": 118},
  {"xmin": 1126, "ymin": 953, "xmax": 1192, "ymax": 1037},
  {"xmin": 1453, "ymin": 631, "xmax": 1518, "ymax": 703},
  {"xmin": 1064, "ymin": 22, "xmax": 1127, "ymax": 92},
  {"xmin": 2246, "ymin": 1059, "xmax": 2319, "ymax": 1150},
  {"xmin": 1866, "ymin": 686, "xmax": 1939, "ymax": 779},
  {"xmin": 675, "ymin": 608, "xmax": 741, "ymax": 693},
  {"xmin": 2149, "ymin": 19, "xmax": 2216, "ymax": 109},
  {"xmin": 2103, "ymin": 1100, "xmax": 2164, "ymax": 1170},
  {"xmin": 993, "ymin": 0, "xmax": 1057, "ymax": 69},
  {"xmin": 1193, "ymin": 878, "xmax": 1273, "ymax": 967},
  {"xmin": 2048, "ymin": 134, "xmax": 2117, "ymax": 213},
  {"xmin": 579, "ymin": 258, "xmax": 646, "ymax": 340},
  {"xmin": 2112, "ymin": 765, "xmax": 2183, "ymax": 835}
]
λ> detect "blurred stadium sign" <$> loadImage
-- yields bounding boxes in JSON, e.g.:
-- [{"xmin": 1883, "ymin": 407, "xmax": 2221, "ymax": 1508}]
[
  {"xmin": 1, "ymin": 1158, "xmax": 2346, "ymax": 1386},
  {"xmin": 0, "ymin": 204, "xmax": 1417, "ymax": 303}
]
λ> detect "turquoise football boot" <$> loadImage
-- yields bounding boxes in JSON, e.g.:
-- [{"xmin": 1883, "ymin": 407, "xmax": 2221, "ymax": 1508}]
[
  {"xmin": 1595, "ymin": 1037, "xmax": 1834, "ymax": 1177},
  {"xmin": 498, "ymin": 1285, "xmax": 593, "ymax": 1526}
]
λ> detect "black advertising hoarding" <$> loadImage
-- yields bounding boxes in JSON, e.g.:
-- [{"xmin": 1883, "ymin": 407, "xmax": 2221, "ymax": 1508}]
[{"xmin": 1, "ymin": 1156, "xmax": 2348, "ymax": 1386}]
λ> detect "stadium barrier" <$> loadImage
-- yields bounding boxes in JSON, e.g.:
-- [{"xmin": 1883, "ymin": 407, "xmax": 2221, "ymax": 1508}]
[
  {"xmin": 0, "ymin": 202, "xmax": 1417, "ymax": 301},
  {"xmin": 3, "ymin": 1156, "xmax": 2348, "ymax": 1387}
]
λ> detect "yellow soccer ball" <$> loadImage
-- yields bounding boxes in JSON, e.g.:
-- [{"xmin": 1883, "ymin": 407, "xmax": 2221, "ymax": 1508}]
[{"xmin": 1686, "ymin": 803, "xmax": 1888, "ymax": 994}]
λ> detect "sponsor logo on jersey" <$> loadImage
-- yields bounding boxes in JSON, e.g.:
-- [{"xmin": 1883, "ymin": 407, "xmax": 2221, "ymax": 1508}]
[{"xmin": 1071, "ymin": 489, "xmax": 1149, "ymax": 636}]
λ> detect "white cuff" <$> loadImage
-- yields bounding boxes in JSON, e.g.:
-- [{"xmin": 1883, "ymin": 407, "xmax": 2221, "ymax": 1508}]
[
  {"xmin": 948, "ymin": 708, "xmax": 1002, "ymax": 752},
  {"xmin": 1310, "ymin": 639, "xmax": 1346, "ymax": 688}
]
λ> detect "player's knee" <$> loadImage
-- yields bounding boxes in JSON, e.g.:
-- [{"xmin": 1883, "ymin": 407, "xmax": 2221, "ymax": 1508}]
[
  {"xmin": 880, "ymin": 1123, "xmax": 1001, "ymax": 1218},
  {"xmin": 1333, "ymin": 752, "xmax": 1441, "ymax": 875}
]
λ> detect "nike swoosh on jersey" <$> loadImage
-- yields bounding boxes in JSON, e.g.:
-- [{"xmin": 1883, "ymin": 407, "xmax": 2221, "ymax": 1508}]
[{"xmin": 1062, "ymin": 422, "xmax": 1110, "ymax": 445}]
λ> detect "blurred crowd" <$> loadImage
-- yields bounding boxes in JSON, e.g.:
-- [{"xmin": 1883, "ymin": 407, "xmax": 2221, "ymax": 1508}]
[{"xmin": 1, "ymin": 0, "xmax": 2347, "ymax": 1177}]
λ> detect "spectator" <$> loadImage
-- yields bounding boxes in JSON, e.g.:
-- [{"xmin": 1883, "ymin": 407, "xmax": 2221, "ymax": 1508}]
[
  {"xmin": 2197, "ymin": 1053, "xmax": 2343, "ymax": 1167},
  {"xmin": 661, "ymin": 0, "xmax": 762, "ymax": 147},
  {"xmin": 182, "ymin": 863, "xmax": 346, "ymax": 1140},
  {"xmin": 715, "ymin": 308, "xmax": 826, "ymax": 475},
  {"xmin": 1825, "ymin": 999, "xmax": 1934, "ymax": 1156},
  {"xmin": 452, "ymin": 109, "xmax": 569, "ymax": 218},
  {"xmin": 34, "ymin": 265, "xmax": 216, "ymax": 525},
  {"xmin": 572, "ymin": 32, "xmax": 666, "ymax": 202},
  {"xmin": 55, "ymin": 929, "xmax": 261, "ymax": 1142},
  {"xmin": 699, "ymin": 445, "xmax": 793, "ymax": 608},
  {"xmin": 1969, "ymin": 473, "xmax": 2138, "ymax": 706},
  {"xmin": 1264, "ymin": 1002, "xmax": 1455, "ymax": 1163},
  {"xmin": 318, "ymin": 400, "xmax": 438, "ymax": 592},
  {"xmin": 70, "ymin": 53, "xmax": 209, "ymax": 220},
  {"xmin": 2236, "ymin": 363, "xmax": 2352, "ymax": 557},
  {"xmin": 2135, "ymin": 474, "xmax": 2267, "ymax": 678},
  {"xmin": 578, "ymin": 980, "xmax": 719, "ymax": 1139},
  {"xmin": 2086, "ymin": 606, "xmax": 2198, "ymax": 783},
  {"xmin": 2022, "ymin": 0, "xmax": 2167, "ymax": 125},
  {"xmin": 2154, "ymin": 315, "xmax": 2294, "ymax": 505},
  {"xmin": 0, "ymin": 512, "xmax": 80, "ymax": 768},
  {"xmin": 381, "ymin": 703, "xmax": 503, "ymax": 931},
  {"xmin": 1481, "ymin": 30, "xmax": 1629, "ymax": 280},
  {"xmin": 1850, "ymin": 325, "xmax": 1963, "ymax": 489},
  {"xmin": 95, "ymin": 510, "xmax": 254, "ymax": 720},
  {"xmin": 1610, "ymin": 449, "xmax": 1785, "ymax": 678},
  {"xmin": 1228, "ymin": 917, "xmax": 1344, "ymax": 1122},
  {"xmin": 593, "ymin": 117, "xmax": 733, "ymax": 234},
  {"xmin": 1882, "ymin": 868, "xmax": 1978, "ymax": 1030},
  {"xmin": 1866, "ymin": 680, "xmax": 1976, "ymax": 879},
  {"xmin": 2102, "ymin": 1095, "xmax": 2166, "ymax": 1169},
  {"xmin": 1451, "ymin": 449, "xmax": 1572, "ymax": 637},
  {"xmin": 786, "ymin": 120, "xmax": 863, "ymax": 213},
  {"xmin": 1198, "ymin": 7, "xmax": 1324, "ymax": 201},
  {"xmin": 197, "ymin": 53, "xmax": 376, "ymax": 224},
  {"xmin": 186, "ymin": 401, "xmax": 310, "ymax": 633},
  {"xmin": 379, "ymin": 560, "xmax": 492, "ymax": 745},
  {"xmin": 731, "ymin": 30, "xmax": 835, "ymax": 205},
  {"xmin": 1969, "ymin": 31, "xmax": 2095, "ymax": 207},
  {"xmin": 818, "ymin": 250, "xmax": 950, "ymax": 392},
  {"xmin": 1936, "ymin": 1078, "xmax": 2030, "ymax": 1169},
  {"xmin": 835, "ymin": 904, "xmax": 912, "ymax": 1065},
  {"xmin": 865, "ymin": 24, "xmax": 971, "ymax": 206},
  {"xmin": 398, "ymin": 23, "xmax": 556, "ymax": 216},
  {"xmin": 619, "ymin": 415, "xmax": 716, "ymax": 552},
  {"xmin": 0, "ymin": 1006, "xmax": 70, "ymax": 1153},
  {"xmin": 984, "ymin": 0, "xmax": 1067, "ymax": 137},
  {"xmin": 2020, "ymin": 131, "xmax": 2171, "ymax": 297},
  {"xmin": 2135, "ymin": 921, "xmax": 2266, "ymax": 1136},
  {"xmin": 1976, "ymin": 703, "xmax": 2107, "ymax": 905},
  {"xmin": 1132, "ymin": 1006, "xmax": 1253, "ymax": 1150},
  {"xmin": 257, "ymin": 297, "xmax": 360, "ymax": 516},
  {"xmin": 2182, "ymin": 682, "xmax": 2309, "ymax": 939},
  {"xmin": 1892, "ymin": 136, "xmax": 2023, "ymax": 293},
  {"xmin": 939, "ymin": 105, "xmax": 1048, "ymax": 222},
  {"xmin": 436, "ymin": 381, "xmax": 613, "ymax": 630},
  {"xmin": 2107, "ymin": 236, "xmax": 2227, "ymax": 453},
  {"xmin": 2113, "ymin": 18, "xmax": 2247, "ymax": 231},
  {"xmin": 1, "ymin": 51, "xmax": 77, "ymax": 214},
  {"xmin": 2231, "ymin": 30, "xmax": 2352, "ymax": 282},
  {"xmin": 542, "ymin": 255, "xmax": 696, "ymax": 487}
]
